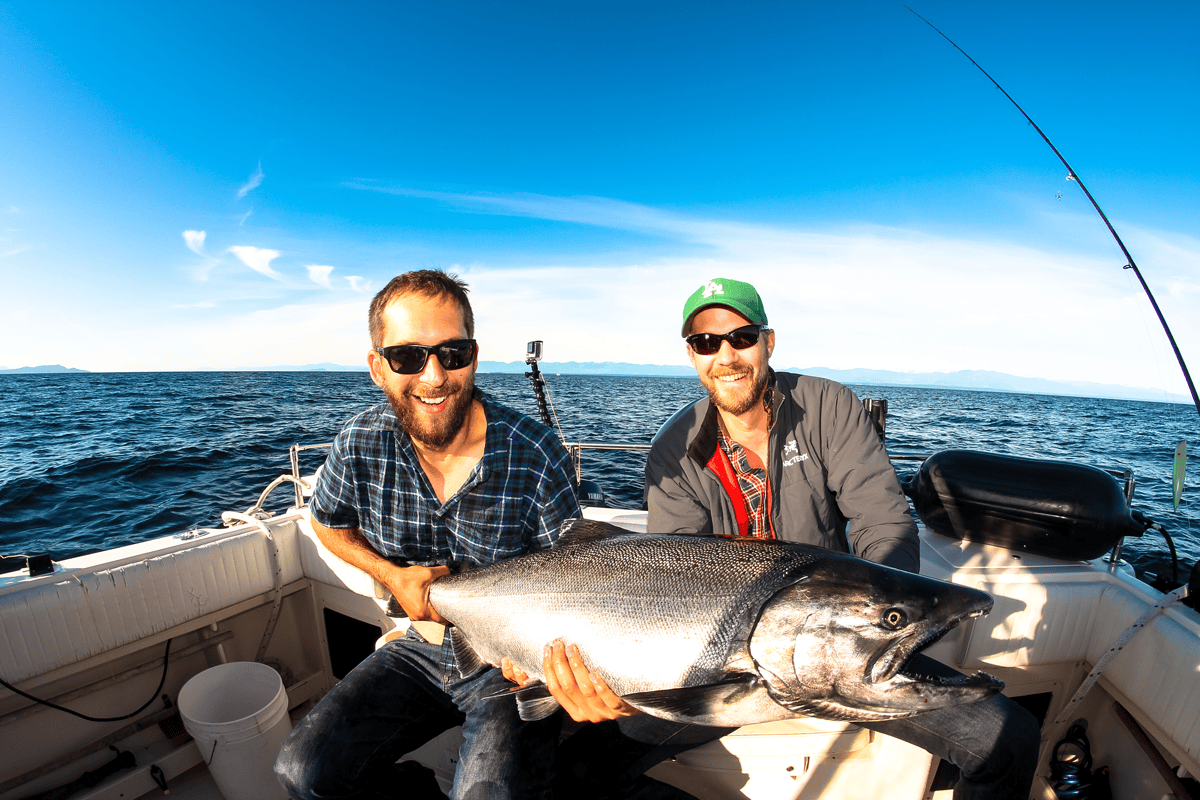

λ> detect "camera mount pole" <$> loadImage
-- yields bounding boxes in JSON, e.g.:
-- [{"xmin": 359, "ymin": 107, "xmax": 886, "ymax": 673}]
[
  {"xmin": 524, "ymin": 340, "xmax": 559, "ymax": 432},
  {"xmin": 525, "ymin": 356, "xmax": 553, "ymax": 429}
]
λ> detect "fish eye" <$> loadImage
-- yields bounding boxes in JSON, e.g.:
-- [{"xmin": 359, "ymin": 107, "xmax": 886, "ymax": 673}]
[{"xmin": 881, "ymin": 608, "xmax": 908, "ymax": 630}]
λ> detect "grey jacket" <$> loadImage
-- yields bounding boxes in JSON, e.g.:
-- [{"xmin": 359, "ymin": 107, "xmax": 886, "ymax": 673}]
[{"xmin": 645, "ymin": 371, "xmax": 920, "ymax": 572}]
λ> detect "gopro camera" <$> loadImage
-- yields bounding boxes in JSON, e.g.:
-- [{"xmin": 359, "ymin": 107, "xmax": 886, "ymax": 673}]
[{"xmin": 526, "ymin": 341, "xmax": 543, "ymax": 363}]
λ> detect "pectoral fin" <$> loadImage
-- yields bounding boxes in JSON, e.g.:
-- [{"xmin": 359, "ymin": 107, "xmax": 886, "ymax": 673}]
[{"xmin": 622, "ymin": 675, "xmax": 768, "ymax": 723}]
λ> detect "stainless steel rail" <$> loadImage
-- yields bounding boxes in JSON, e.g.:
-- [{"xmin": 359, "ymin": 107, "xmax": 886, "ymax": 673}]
[
  {"xmin": 564, "ymin": 442, "xmax": 653, "ymax": 483},
  {"xmin": 290, "ymin": 442, "xmax": 333, "ymax": 507}
]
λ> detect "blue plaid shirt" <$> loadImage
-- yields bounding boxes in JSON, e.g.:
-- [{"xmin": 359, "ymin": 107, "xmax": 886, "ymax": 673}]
[{"xmin": 310, "ymin": 391, "xmax": 581, "ymax": 567}]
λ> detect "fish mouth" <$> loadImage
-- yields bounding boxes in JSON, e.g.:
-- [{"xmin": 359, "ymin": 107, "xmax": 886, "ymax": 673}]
[{"xmin": 867, "ymin": 606, "xmax": 996, "ymax": 688}]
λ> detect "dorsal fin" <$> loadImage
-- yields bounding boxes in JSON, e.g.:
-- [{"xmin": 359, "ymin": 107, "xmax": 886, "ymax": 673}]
[{"xmin": 552, "ymin": 518, "xmax": 632, "ymax": 548}]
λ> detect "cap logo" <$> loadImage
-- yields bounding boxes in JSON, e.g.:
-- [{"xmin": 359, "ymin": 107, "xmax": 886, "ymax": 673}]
[{"xmin": 701, "ymin": 281, "xmax": 724, "ymax": 298}]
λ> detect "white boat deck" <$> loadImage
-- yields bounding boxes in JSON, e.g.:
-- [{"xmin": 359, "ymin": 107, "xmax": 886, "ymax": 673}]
[{"xmin": 2, "ymin": 505, "xmax": 1197, "ymax": 800}]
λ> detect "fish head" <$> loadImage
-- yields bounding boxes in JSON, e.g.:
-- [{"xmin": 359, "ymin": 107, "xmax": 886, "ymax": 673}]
[{"xmin": 750, "ymin": 554, "xmax": 1002, "ymax": 721}]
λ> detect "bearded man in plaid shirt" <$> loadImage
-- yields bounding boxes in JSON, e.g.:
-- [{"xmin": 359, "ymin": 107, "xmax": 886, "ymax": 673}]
[{"xmin": 276, "ymin": 270, "xmax": 579, "ymax": 800}]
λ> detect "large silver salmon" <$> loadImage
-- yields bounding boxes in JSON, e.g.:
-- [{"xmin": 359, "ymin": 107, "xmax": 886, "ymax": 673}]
[{"xmin": 428, "ymin": 520, "xmax": 1001, "ymax": 726}]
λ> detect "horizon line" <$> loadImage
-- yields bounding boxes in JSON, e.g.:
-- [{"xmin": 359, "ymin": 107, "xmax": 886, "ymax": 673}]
[{"xmin": 1, "ymin": 364, "xmax": 1194, "ymax": 406}]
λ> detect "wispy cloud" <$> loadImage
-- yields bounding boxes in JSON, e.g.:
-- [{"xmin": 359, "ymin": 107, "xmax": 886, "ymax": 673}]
[
  {"xmin": 237, "ymin": 209, "xmax": 253, "ymax": 226},
  {"xmin": 236, "ymin": 163, "xmax": 264, "ymax": 200},
  {"xmin": 4, "ymin": 206, "xmax": 20, "ymax": 214},
  {"xmin": 347, "ymin": 183, "xmax": 668, "ymax": 230},
  {"xmin": 396, "ymin": 188, "xmax": 1194, "ymax": 393},
  {"xmin": 183, "ymin": 230, "xmax": 221, "ymax": 281},
  {"xmin": 1117, "ymin": 226, "xmax": 1200, "ymax": 300},
  {"xmin": 229, "ymin": 245, "xmax": 284, "ymax": 281},
  {"xmin": 307, "ymin": 264, "xmax": 335, "ymax": 288},
  {"xmin": 346, "ymin": 275, "xmax": 369, "ymax": 292},
  {"xmin": 170, "ymin": 301, "xmax": 216, "ymax": 309},
  {"xmin": 344, "ymin": 183, "xmax": 820, "ymax": 252},
  {"xmin": 1, "ymin": 246, "xmax": 31, "ymax": 258},
  {"xmin": 183, "ymin": 230, "xmax": 207, "ymax": 256}
]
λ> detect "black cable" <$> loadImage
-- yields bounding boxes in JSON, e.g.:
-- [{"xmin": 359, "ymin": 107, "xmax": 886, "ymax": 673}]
[
  {"xmin": 1050, "ymin": 721, "xmax": 1095, "ymax": 799},
  {"xmin": 0, "ymin": 638, "xmax": 172, "ymax": 722},
  {"xmin": 1158, "ymin": 525, "xmax": 1180, "ymax": 586},
  {"xmin": 1133, "ymin": 510, "xmax": 1180, "ymax": 585}
]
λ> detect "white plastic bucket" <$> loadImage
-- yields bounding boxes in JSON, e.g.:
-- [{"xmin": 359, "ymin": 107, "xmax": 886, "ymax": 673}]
[{"xmin": 178, "ymin": 661, "xmax": 291, "ymax": 800}]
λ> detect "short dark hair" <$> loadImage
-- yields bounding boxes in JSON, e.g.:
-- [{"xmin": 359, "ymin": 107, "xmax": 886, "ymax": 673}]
[{"xmin": 368, "ymin": 270, "xmax": 475, "ymax": 347}]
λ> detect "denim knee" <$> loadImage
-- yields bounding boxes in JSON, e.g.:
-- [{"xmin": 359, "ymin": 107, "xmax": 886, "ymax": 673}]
[{"xmin": 960, "ymin": 696, "xmax": 1041, "ymax": 788}]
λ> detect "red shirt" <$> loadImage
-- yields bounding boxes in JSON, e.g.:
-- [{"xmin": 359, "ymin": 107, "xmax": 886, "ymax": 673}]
[{"xmin": 715, "ymin": 427, "xmax": 775, "ymax": 539}]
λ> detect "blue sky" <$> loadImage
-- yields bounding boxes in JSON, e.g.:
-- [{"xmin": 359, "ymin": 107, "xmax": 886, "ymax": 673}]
[{"xmin": 2, "ymin": 1, "xmax": 1198, "ymax": 399}]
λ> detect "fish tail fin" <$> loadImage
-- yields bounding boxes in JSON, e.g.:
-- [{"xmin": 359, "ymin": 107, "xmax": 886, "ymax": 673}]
[
  {"xmin": 513, "ymin": 682, "xmax": 563, "ymax": 721},
  {"xmin": 482, "ymin": 680, "xmax": 563, "ymax": 721}
]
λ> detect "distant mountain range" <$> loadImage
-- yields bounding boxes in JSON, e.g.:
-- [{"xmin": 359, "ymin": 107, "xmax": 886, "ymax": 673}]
[
  {"xmin": 0, "ymin": 364, "xmax": 90, "ymax": 374},
  {"xmin": 485, "ymin": 362, "xmax": 1185, "ymax": 402},
  {"xmin": 480, "ymin": 361, "xmax": 695, "ymax": 376},
  {"xmin": 792, "ymin": 367, "xmax": 1186, "ymax": 404},
  {"xmin": 1, "ymin": 363, "xmax": 1187, "ymax": 403},
  {"xmin": 223, "ymin": 361, "xmax": 697, "ymax": 375}
]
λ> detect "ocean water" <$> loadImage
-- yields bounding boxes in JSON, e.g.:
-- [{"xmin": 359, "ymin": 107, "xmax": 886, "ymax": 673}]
[{"xmin": 1, "ymin": 372, "xmax": 1197, "ymax": 579}]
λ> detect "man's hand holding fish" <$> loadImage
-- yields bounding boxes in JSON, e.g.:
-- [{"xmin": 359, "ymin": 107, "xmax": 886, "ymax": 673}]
[{"xmin": 502, "ymin": 642, "xmax": 638, "ymax": 723}]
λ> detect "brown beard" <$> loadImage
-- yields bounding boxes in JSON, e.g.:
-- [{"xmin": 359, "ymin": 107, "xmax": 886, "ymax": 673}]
[
  {"xmin": 703, "ymin": 365, "xmax": 770, "ymax": 416},
  {"xmin": 385, "ymin": 375, "xmax": 476, "ymax": 448}
]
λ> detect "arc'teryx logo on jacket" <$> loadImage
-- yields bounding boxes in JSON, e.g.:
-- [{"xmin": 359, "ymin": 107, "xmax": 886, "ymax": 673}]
[{"xmin": 783, "ymin": 438, "xmax": 809, "ymax": 467}]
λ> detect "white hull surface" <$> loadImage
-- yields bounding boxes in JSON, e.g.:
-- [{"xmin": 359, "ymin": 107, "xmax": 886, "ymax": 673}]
[{"xmin": 2, "ymin": 500, "xmax": 1197, "ymax": 800}]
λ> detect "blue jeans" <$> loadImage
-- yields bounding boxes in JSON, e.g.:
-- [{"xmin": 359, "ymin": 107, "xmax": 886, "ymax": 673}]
[
  {"xmin": 275, "ymin": 627, "xmax": 560, "ymax": 800},
  {"xmin": 553, "ymin": 655, "xmax": 1039, "ymax": 800}
]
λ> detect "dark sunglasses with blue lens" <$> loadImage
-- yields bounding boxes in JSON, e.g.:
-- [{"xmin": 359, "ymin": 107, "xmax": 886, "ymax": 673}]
[{"xmin": 375, "ymin": 339, "xmax": 477, "ymax": 375}]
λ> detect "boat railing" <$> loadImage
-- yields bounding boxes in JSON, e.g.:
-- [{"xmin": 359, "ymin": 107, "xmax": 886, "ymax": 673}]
[
  {"xmin": 278, "ymin": 442, "xmax": 333, "ymax": 510},
  {"xmin": 563, "ymin": 442, "xmax": 653, "ymax": 484},
  {"xmin": 275, "ymin": 443, "xmax": 1134, "ymax": 505},
  {"xmin": 263, "ymin": 441, "xmax": 657, "ymax": 515},
  {"xmin": 271, "ymin": 435, "xmax": 1139, "ymax": 574}
]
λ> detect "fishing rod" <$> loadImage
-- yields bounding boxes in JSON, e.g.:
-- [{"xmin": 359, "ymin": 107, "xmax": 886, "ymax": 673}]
[{"xmin": 907, "ymin": 7, "xmax": 1200, "ymax": 421}]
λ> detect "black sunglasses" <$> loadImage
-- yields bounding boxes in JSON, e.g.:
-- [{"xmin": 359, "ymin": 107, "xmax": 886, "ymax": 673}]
[
  {"xmin": 685, "ymin": 325, "xmax": 768, "ymax": 356},
  {"xmin": 375, "ymin": 339, "xmax": 478, "ymax": 375}
]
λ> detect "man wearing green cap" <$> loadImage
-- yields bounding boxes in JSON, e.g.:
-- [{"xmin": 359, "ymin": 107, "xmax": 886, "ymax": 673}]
[
  {"xmin": 651, "ymin": 276, "xmax": 920, "ymax": 562},
  {"xmin": 512, "ymin": 277, "xmax": 1038, "ymax": 799}
]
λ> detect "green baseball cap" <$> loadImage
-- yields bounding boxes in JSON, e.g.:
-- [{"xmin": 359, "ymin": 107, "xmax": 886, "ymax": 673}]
[{"xmin": 681, "ymin": 278, "xmax": 768, "ymax": 336}]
